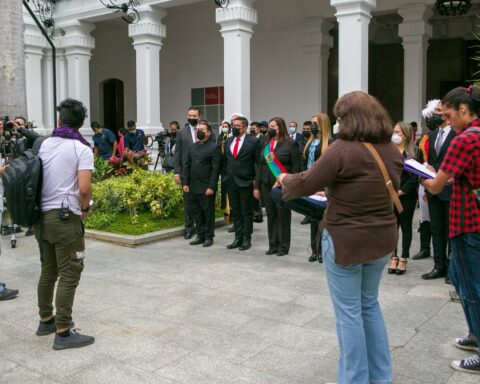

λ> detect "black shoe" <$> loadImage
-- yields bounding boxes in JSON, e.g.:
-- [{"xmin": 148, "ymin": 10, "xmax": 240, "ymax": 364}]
[
  {"xmin": 228, "ymin": 226, "xmax": 236, "ymax": 233},
  {"xmin": 300, "ymin": 217, "xmax": 311, "ymax": 225},
  {"xmin": 25, "ymin": 227, "xmax": 34, "ymax": 237},
  {"xmin": 265, "ymin": 248, "xmax": 277, "ymax": 255},
  {"xmin": 0, "ymin": 287, "xmax": 19, "ymax": 300},
  {"xmin": 203, "ymin": 239, "xmax": 213, "ymax": 247},
  {"xmin": 308, "ymin": 254, "xmax": 318, "ymax": 262},
  {"xmin": 53, "ymin": 329, "xmax": 95, "ymax": 350},
  {"xmin": 454, "ymin": 335, "xmax": 480, "ymax": 352},
  {"xmin": 318, "ymin": 255, "xmax": 323, "ymax": 263},
  {"xmin": 253, "ymin": 217, "xmax": 264, "ymax": 223},
  {"xmin": 451, "ymin": 354, "xmax": 480, "ymax": 374},
  {"xmin": 422, "ymin": 268, "xmax": 446, "ymax": 280},
  {"xmin": 276, "ymin": 251, "xmax": 287, "ymax": 257},
  {"xmin": 227, "ymin": 239, "xmax": 242, "ymax": 249},
  {"xmin": 239, "ymin": 240, "xmax": 251, "ymax": 251},
  {"xmin": 189, "ymin": 236, "xmax": 205, "ymax": 246},
  {"xmin": 184, "ymin": 230, "xmax": 194, "ymax": 240},
  {"xmin": 36, "ymin": 317, "xmax": 75, "ymax": 336},
  {"xmin": 412, "ymin": 249, "xmax": 430, "ymax": 260}
]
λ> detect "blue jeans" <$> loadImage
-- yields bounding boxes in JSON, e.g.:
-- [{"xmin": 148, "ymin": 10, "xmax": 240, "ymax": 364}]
[
  {"xmin": 322, "ymin": 229, "xmax": 392, "ymax": 384},
  {"xmin": 449, "ymin": 233, "xmax": 480, "ymax": 342}
]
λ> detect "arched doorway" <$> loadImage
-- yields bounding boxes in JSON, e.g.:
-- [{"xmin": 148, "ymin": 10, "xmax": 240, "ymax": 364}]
[{"xmin": 102, "ymin": 78, "xmax": 124, "ymax": 136}]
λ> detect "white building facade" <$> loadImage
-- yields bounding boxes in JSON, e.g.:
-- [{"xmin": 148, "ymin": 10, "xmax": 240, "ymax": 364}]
[{"xmin": 23, "ymin": 0, "xmax": 480, "ymax": 136}]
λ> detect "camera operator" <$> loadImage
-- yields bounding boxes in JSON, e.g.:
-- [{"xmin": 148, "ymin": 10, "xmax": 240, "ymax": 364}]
[{"xmin": 0, "ymin": 163, "xmax": 19, "ymax": 300}]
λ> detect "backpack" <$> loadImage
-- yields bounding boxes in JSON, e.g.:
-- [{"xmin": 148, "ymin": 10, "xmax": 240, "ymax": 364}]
[{"xmin": 2, "ymin": 137, "xmax": 45, "ymax": 226}]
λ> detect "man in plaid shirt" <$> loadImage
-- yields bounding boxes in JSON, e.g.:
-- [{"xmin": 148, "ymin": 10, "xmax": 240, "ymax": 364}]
[{"xmin": 423, "ymin": 86, "xmax": 480, "ymax": 375}]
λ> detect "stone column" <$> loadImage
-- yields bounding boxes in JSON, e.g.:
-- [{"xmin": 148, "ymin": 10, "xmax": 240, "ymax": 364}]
[
  {"xmin": 24, "ymin": 22, "xmax": 46, "ymax": 130},
  {"xmin": 301, "ymin": 17, "xmax": 334, "ymax": 113},
  {"xmin": 331, "ymin": 0, "xmax": 376, "ymax": 96},
  {"xmin": 398, "ymin": 4, "xmax": 432, "ymax": 129},
  {"xmin": 129, "ymin": 7, "xmax": 166, "ymax": 134},
  {"xmin": 216, "ymin": 0, "xmax": 257, "ymax": 120},
  {"xmin": 62, "ymin": 21, "xmax": 95, "ymax": 131}
]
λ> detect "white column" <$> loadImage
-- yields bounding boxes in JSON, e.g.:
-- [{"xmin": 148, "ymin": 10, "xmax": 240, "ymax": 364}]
[
  {"xmin": 62, "ymin": 22, "xmax": 95, "ymax": 131},
  {"xmin": 216, "ymin": 0, "xmax": 257, "ymax": 120},
  {"xmin": 398, "ymin": 4, "xmax": 432, "ymax": 129},
  {"xmin": 301, "ymin": 17, "xmax": 334, "ymax": 113},
  {"xmin": 129, "ymin": 7, "xmax": 166, "ymax": 135},
  {"xmin": 331, "ymin": 0, "xmax": 376, "ymax": 96},
  {"xmin": 24, "ymin": 23, "xmax": 46, "ymax": 130}
]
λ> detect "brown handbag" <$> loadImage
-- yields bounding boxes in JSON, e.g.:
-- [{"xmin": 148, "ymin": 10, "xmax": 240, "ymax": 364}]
[{"xmin": 362, "ymin": 142, "xmax": 404, "ymax": 214}]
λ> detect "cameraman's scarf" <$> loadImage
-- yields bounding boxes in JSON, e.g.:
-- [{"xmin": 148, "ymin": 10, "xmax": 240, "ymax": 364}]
[
  {"xmin": 52, "ymin": 126, "xmax": 91, "ymax": 147},
  {"xmin": 264, "ymin": 138, "xmax": 287, "ymax": 179}
]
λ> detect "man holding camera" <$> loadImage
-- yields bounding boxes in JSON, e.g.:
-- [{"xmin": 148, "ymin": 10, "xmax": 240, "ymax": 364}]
[{"xmin": 35, "ymin": 98, "xmax": 94, "ymax": 350}]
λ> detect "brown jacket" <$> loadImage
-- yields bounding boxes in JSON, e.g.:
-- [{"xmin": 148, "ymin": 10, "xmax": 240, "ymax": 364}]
[{"xmin": 282, "ymin": 140, "xmax": 403, "ymax": 265}]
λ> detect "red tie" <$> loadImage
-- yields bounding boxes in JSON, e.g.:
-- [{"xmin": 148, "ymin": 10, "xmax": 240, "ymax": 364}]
[{"xmin": 233, "ymin": 137, "xmax": 240, "ymax": 159}]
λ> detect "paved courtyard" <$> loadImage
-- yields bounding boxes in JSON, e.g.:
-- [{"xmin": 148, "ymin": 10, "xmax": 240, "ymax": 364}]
[{"xmin": 0, "ymin": 212, "xmax": 477, "ymax": 384}]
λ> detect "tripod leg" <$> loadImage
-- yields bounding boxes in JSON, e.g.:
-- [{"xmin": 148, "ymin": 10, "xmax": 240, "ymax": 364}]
[{"xmin": 154, "ymin": 153, "xmax": 161, "ymax": 170}]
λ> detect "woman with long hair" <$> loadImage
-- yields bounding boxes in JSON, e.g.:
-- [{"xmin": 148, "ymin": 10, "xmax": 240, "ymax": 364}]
[
  {"xmin": 254, "ymin": 117, "xmax": 301, "ymax": 256},
  {"xmin": 279, "ymin": 92, "xmax": 403, "ymax": 384},
  {"xmin": 388, "ymin": 121, "xmax": 419, "ymax": 275},
  {"xmin": 303, "ymin": 113, "xmax": 334, "ymax": 262}
]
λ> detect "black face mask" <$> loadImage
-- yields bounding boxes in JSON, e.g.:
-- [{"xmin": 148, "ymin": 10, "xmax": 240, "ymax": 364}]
[
  {"xmin": 196, "ymin": 130, "xmax": 205, "ymax": 141},
  {"xmin": 426, "ymin": 114, "xmax": 443, "ymax": 131},
  {"xmin": 303, "ymin": 131, "xmax": 311, "ymax": 139},
  {"xmin": 232, "ymin": 127, "xmax": 241, "ymax": 137},
  {"xmin": 267, "ymin": 128, "xmax": 277, "ymax": 139},
  {"xmin": 311, "ymin": 123, "xmax": 319, "ymax": 135},
  {"xmin": 188, "ymin": 118, "xmax": 198, "ymax": 126}
]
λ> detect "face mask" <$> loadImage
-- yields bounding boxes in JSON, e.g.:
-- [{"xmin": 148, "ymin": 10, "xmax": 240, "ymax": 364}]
[
  {"xmin": 188, "ymin": 118, "xmax": 198, "ymax": 126},
  {"xmin": 333, "ymin": 122, "xmax": 340, "ymax": 135},
  {"xmin": 311, "ymin": 123, "xmax": 319, "ymax": 135},
  {"xmin": 267, "ymin": 128, "xmax": 277, "ymax": 139},
  {"xmin": 221, "ymin": 127, "xmax": 229, "ymax": 134},
  {"xmin": 232, "ymin": 127, "xmax": 241, "ymax": 137},
  {"xmin": 288, "ymin": 127, "xmax": 296, "ymax": 134},
  {"xmin": 426, "ymin": 114, "xmax": 443, "ymax": 131},
  {"xmin": 391, "ymin": 133, "xmax": 403, "ymax": 145},
  {"xmin": 197, "ymin": 130, "xmax": 206, "ymax": 141},
  {"xmin": 303, "ymin": 131, "xmax": 311, "ymax": 139}
]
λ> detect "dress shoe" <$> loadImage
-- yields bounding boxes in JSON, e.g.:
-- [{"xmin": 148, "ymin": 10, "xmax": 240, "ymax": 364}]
[
  {"xmin": 227, "ymin": 226, "xmax": 236, "ymax": 233},
  {"xmin": 422, "ymin": 268, "xmax": 446, "ymax": 280},
  {"xmin": 239, "ymin": 240, "xmax": 251, "ymax": 251},
  {"xmin": 226, "ymin": 239, "xmax": 242, "ymax": 249},
  {"xmin": 395, "ymin": 258, "xmax": 408, "ymax": 275},
  {"xmin": 412, "ymin": 249, "xmax": 430, "ymax": 260},
  {"xmin": 276, "ymin": 251, "xmax": 287, "ymax": 257},
  {"xmin": 265, "ymin": 248, "xmax": 277, "ymax": 255},
  {"xmin": 308, "ymin": 254, "xmax": 318, "ymax": 262},
  {"xmin": 184, "ymin": 230, "xmax": 194, "ymax": 240},
  {"xmin": 203, "ymin": 239, "xmax": 213, "ymax": 247},
  {"xmin": 189, "ymin": 236, "xmax": 205, "ymax": 246}
]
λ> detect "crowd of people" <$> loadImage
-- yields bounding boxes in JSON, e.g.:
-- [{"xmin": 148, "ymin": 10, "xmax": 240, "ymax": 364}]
[{"xmin": 0, "ymin": 87, "xmax": 479, "ymax": 383}]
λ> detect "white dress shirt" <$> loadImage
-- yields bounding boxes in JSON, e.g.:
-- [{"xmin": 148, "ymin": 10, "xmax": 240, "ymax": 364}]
[{"xmin": 434, "ymin": 125, "xmax": 451, "ymax": 152}]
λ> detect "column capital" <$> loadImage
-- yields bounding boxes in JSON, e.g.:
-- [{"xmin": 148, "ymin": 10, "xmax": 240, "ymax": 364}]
[
  {"xmin": 301, "ymin": 17, "xmax": 334, "ymax": 55},
  {"xmin": 24, "ymin": 19, "xmax": 47, "ymax": 52},
  {"xmin": 398, "ymin": 4, "xmax": 433, "ymax": 39},
  {"xmin": 330, "ymin": 0, "xmax": 376, "ymax": 18},
  {"xmin": 61, "ymin": 21, "xmax": 95, "ymax": 54},
  {"xmin": 216, "ymin": 0, "xmax": 257, "ymax": 34},
  {"xmin": 128, "ymin": 7, "xmax": 167, "ymax": 46}
]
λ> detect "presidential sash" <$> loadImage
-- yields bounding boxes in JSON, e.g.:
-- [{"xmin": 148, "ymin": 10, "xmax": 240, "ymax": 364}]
[{"xmin": 264, "ymin": 139, "xmax": 287, "ymax": 179}]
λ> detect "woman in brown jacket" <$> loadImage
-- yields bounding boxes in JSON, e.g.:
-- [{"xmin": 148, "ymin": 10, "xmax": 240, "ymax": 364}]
[{"xmin": 278, "ymin": 92, "xmax": 403, "ymax": 384}]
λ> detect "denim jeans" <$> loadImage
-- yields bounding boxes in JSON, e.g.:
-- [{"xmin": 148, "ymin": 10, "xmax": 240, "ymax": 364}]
[
  {"xmin": 322, "ymin": 229, "xmax": 392, "ymax": 384},
  {"xmin": 449, "ymin": 232, "xmax": 480, "ymax": 342}
]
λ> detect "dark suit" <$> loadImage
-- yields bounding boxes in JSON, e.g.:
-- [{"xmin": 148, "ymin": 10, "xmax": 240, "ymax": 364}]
[
  {"xmin": 174, "ymin": 124, "xmax": 197, "ymax": 233},
  {"xmin": 223, "ymin": 134, "xmax": 260, "ymax": 242},
  {"xmin": 183, "ymin": 138, "xmax": 220, "ymax": 240},
  {"xmin": 427, "ymin": 127, "xmax": 456, "ymax": 271},
  {"xmin": 256, "ymin": 138, "xmax": 301, "ymax": 253}
]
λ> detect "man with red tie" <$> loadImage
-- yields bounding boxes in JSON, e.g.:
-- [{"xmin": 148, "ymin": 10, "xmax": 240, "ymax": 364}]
[{"xmin": 223, "ymin": 116, "xmax": 261, "ymax": 251}]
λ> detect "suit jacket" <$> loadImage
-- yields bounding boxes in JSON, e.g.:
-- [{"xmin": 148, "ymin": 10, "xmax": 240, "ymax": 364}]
[
  {"xmin": 223, "ymin": 134, "xmax": 260, "ymax": 188},
  {"xmin": 428, "ymin": 127, "xmax": 456, "ymax": 201},
  {"xmin": 256, "ymin": 138, "xmax": 301, "ymax": 189},
  {"xmin": 183, "ymin": 138, "xmax": 220, "ymax": 195},
  {"xmin": 174, "ymin": 124, "xmax": 195, "ymax": 177},
  {"xmin": 400, "ymin": 150, "xmax": 419, "ymax": 199},
  {"xmin": 291, "ymin": 132, "xmax": 304, "ymax": 145}
]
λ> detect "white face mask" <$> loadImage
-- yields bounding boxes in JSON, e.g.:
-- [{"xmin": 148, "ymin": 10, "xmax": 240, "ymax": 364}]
[
  {"xmin": 333, "ymin": 122, "xmax": 340, "ymax": 135},
  {"xmin": 288, "ymin": 127, "xmax": 296, "ymax": 134},
  {"xmin": 391, "ymin": 133, "xmax": 403, "ymax": 145},
  {"xmin": 221, "ymin": 127, "xmax": 229, "ymax": 134}
]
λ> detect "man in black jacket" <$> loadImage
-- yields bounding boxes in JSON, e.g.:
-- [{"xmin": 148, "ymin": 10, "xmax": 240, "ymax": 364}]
[
  {"xmin": 174, "ymin": 107, "xmax": 201, "ymax": 239},
  {"xmin": 423, "ymin": 101, "xmax": 456, "ymax": 281},
  {"xmin": 223, "ymin": 116, "xmax": 260, "ymax": 251},
  {"xmin": 182, "ymin": 121, "xmax": 220, "ymax": 247}
]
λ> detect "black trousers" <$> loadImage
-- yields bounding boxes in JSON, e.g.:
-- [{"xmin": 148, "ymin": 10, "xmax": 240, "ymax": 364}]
[
  {"xmin": 428, "ymin": 196, "xmax": 451, "ymax": 271},
  {"xmin": 227, "ymin": 183, "xmax": 254, "ymax": 242},
  {"xmin": 183, "ymin": 191, "xmax": 194, "ymax": 232},
  {"xmin": 191, "ymin": 193, "xmax": 216, "ymax": 240},
  {"xmin": 394, "ymin": 197, "xmax": 417, "ymax": 258},
  {"xmin": 262, "ymin": 184, "xmax": 291, "ymax": 253}
]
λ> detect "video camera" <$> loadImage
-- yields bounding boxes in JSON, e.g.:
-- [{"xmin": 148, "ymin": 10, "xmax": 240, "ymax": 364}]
[
  {"xmin": 0, "ymin": 116, "xmax": 21, "ymax": 163},
  {"xmin": 153, "ymin": 130, "xmax": 172, "ymax": 154},
  {"xmin": 1, "ymin": 116, "xmax": 15, "ymax": 139}
]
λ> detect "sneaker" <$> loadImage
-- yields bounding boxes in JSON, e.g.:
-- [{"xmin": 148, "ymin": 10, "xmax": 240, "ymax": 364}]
[
  {"xmin": 0, "ymin": 287, "xmax": 19, "ymax": 300},
  {"xmin": 454, "ymin": 335, "xmax": 480, "ymax": 352},
  {"xmin": 36, "ymin": 317, "xmax": 75, "ymax": 336},
  {"xmin": 53, "ymin": 329, "xmax": 94, "ymax": 350},
  {"xmin": 451, "ymin": 354, "xmax": 480, "ymax": 374}
]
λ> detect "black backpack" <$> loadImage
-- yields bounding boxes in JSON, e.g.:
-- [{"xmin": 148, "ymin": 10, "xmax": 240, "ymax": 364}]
[{"xmin": 2, "ymin": 137, "xmax": 45, "ymax": 226}]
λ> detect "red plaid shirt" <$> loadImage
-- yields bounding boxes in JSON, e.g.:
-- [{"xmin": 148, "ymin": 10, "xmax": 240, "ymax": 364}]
[{"xmin": 440, "ymin": 118, "xmax": 480, "ymax": 237}]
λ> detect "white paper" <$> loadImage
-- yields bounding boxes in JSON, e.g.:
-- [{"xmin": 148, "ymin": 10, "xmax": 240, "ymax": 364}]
[{"xmin": 404, "ymin": 158, "xmax": 436, "ymax": 179}]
